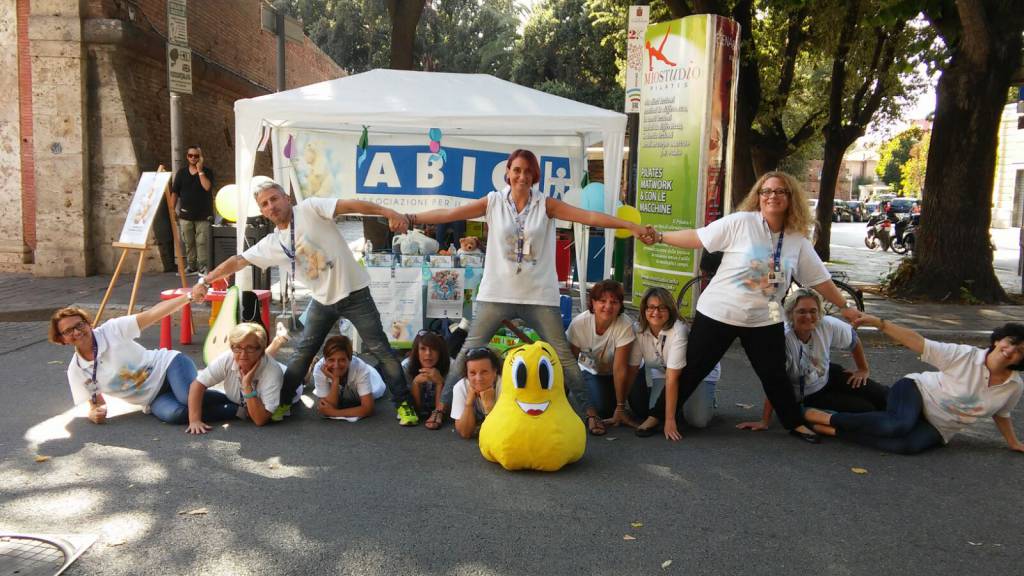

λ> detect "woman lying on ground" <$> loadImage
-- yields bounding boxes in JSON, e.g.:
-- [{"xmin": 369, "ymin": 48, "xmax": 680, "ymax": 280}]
[
  {"xmin": 451, "ymin": 347, "xmax": 501, "ymax": 439},
  {"xmin": 50, "ymin": 294, "xmax": 199, "ymax": 425},
  {"xmin": 628, "ymin": 287, "xmax": 720, "ymax": 436},
  {"xmin": 187, "ymin": 323, "xmax": 286, "ymax": 434},
  {"xmin": 653, "ymin": 171, "xmax": 860, "ymax": 443},
  {"xmin": 567, "ymin": 279, "xmax": 635, "ymax": 423},
  {"xmin": 804, "ymin": 317, "xmax": 1024, "ymax": 455},
  {"xmin": 737, "ymin": 288, "xmax": 887, "ymax": 431},
  {"xmin": 403, "ymin": 330, "xmax": 450, "ymax": 430},
  {"xmin": 312, "ymin": 335, "xmax": 386, "ymax": 421},
  {"xmin": 408, "ymin": 149, "xmax": 656, "ymax": 436}
]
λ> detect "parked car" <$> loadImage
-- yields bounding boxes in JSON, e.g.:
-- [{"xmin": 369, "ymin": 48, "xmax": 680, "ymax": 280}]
[
  {"xmin": 832, "ymin": 203, "xmax": 854, "ymax": 222},
  {"xmin": 888, "ymin": 197, "xmax": 920, "ymax": 216},
  {"xmin": 845, "ymin": 200, "xmax": 867, "ymax": 222},
  {"xmin": 865, "ymin": 201, "xmax": 880, "ymax": 215}
]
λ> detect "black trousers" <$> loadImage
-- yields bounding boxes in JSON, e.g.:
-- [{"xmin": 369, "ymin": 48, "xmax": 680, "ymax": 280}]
[
  {"xmin": 804, "ymin": 363, "xmax": 888, "ymax": 413},
  {"xmin": 653, "ymin": 311, "xmax": 805, "ymax": 430}
]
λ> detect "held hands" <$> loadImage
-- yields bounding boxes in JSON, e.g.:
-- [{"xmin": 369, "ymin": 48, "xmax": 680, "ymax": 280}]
[
  {"xmin": 841, "ymin": 307, "xmax": 863, "ymax": 324},
  {"xmin": 191, "ymin": 282, "xmax": 209, "ymax": 303},
  {"xmin": 851, "ymin": 313, "xmax": 882, "ymax": 330},
  {"xmin": 631, "ymin": 224, "xmax": 658, "ymax": 245},
  {"xmin": 847, "ymin": 369, "xmax": 870, "ymax": 388},
  {"xmin": 385, "ymin": 209, "xmax": 409, "ymax": 234}
]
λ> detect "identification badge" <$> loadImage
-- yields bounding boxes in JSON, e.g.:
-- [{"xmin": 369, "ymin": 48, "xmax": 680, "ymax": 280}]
[
  {"xmin": 768, "ymin": 300, "xmax": 782, "ymax": 323},
  {"xmin": 522, "ymin": 240, "xmax": 532, "ymax": 256},
  {"xmin": 767, "ymin": 271, "xmax": 780, "ymax": 286},
  {"xmin": 578, "ymin": 350, "xmax": 597, "ymax": 373}
]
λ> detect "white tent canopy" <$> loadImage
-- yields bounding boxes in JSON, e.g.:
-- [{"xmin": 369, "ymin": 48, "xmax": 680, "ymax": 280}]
[{"xmin": 233, "ymin": 69, "xmax": 626, "ymax": 300}]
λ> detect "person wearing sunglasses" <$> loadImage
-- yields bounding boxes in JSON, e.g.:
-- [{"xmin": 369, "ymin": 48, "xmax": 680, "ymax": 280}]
[
  {"xmin": 566, "ymin": 279, "xmax": 635, "ymax": 425},
  {"xmin": 405, "ymin": 149, "xmax": 657, "ymax": 436},
  {"xmin": 628, "ymin": 287, "xmax": 720, "ymax": 436},
  {"xmin": 49, "ymin": 294, "xmax": 197, "ymax": 425},
  {"xmin": 736, "ymin": 288, "xmax": 886, "ymax": 432},
  {"xmin": 311, "ymin": 335, "xmax": 386, "ymax": 421},
  {"xmin": 653, "ymin": 171, "xmax": 861, "ymax": 443},
  {"xmin": 451, "ymin": 347, "xmax": 501, "ymax": 439},
  {"xmin": 171, "ymin": 146, "xmax": 215, "ymax": 274},
  {"xmin": 402, "ymin": 330, "xmax": 451, "ymax": 430},
  {"xmin": 186, "ymin": 323, "xmax": 288, "ymax": 434}
]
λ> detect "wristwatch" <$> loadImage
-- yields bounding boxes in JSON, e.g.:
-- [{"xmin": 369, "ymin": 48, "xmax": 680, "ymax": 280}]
[{"xmin": 242, "ymin": 388, "xmax": 259, "ymax": 399}]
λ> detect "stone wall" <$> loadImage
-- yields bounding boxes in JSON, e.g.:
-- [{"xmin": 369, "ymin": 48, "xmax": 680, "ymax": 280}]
[{"xmin": 0, "ymin": 0, "xmax": 25, "ymax": 269}]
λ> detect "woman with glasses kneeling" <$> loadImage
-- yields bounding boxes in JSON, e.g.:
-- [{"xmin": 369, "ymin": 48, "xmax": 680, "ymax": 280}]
[
  {"xmin": 312, "ymin": 335, "xmax": 386, "ymax": 421},
  {"xmin": 804, "ymin": 317, "xmax": 1024, "ymax": 454},
  {"xmin": 737, "ymin": 288, "xmax": 886, "ymax": 431},
  {"xmin": 186, "ymin": 323, "xmax": 284, "ymax": 434},
  {"xmin": 629, "ymin": 287, "xmax": 720, "ymax": 437},
  {"xmin": 50, "ymin": 294, "xmax": 197, "ymax": 425},
  {"xmin": 451, "ymin": 347, "xmax": 501, "ymax": 439}
]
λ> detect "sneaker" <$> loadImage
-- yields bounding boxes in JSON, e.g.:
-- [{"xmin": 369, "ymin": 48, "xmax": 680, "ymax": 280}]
[
  {"xmin": 396, "ymin": 401, "xmax": 419, "ymax": 426},
  {"xmin": 185, "ymin": 266, "xmax": 197, "ymax": 274},
  {"xmin": 271, "ymin": 403, "xmax": 291, "ymax": 422}
]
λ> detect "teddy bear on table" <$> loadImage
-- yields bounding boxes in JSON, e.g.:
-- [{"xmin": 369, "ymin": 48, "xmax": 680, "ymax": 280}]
[{"xmin": 457, "ymin": 236, "xmax": 483, "ymax": 256}]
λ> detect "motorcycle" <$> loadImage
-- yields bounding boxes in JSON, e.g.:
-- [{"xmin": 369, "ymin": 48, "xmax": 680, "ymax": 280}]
[
  {"xmin": 864, "ymin": 214, "xmax": 893, "ymax": 251},
  {"xmin": 892, "ymin": 214, "xmax": 919, "ymax": 255}
]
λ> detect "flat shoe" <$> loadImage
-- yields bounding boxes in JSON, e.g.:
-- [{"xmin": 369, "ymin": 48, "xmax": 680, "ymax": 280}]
[{"xmin": 789, "ymin": 429, "xmax": 821, "ymax": 444}]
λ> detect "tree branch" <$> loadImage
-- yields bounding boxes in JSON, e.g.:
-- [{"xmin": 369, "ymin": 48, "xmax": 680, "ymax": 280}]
[{"xmin": 955, "ymin": 0, "xmax": 990, "ymax": 65}]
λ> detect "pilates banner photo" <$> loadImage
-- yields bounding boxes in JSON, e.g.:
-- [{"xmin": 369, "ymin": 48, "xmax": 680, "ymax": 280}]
[{"xmin": 631, "ymin": 14, "xmax": 739, "ymax": 311}]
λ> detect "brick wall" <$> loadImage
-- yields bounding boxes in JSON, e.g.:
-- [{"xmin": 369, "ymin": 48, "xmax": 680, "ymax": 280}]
[{"xmin": 6, "ymin": 0, "xmax": 346, "ymax": 274}]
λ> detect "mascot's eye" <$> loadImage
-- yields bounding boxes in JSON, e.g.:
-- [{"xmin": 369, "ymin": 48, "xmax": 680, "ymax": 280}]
[
  {"xmin": 513, "ymin": 357, "xmax": 528, "ymax": 389},
  {"xmin": 538, "ymin": 357, "xmax": 553, "ymax": 390}
]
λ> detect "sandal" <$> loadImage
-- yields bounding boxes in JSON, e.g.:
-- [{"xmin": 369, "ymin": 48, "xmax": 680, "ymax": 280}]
[
  {"xmin": 586, "ymin": 415, "xmax": 607, "ymax": 436},
  {"xmin": 635, "ymin": 416, "xmax": 661, "ymax": 438},
  {"xmin": 425, "ymin": 409, "xmax": 444, "ymax": 430}
]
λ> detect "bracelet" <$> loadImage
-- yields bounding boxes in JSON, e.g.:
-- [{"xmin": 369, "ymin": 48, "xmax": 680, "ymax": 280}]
[
  {"xmin": 406, "ymin": 213, "xmax": 417, "ymax": 225},
  {"xmin": 656, "ymin": 231, "xmax": 664, "ymax": 243},
  {"xmin": 242, "ymin": 389, "xmax": 259, "ymax": 399}
]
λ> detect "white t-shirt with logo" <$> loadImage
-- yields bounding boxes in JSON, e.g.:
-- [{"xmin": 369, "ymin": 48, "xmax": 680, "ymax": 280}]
[
  {"xmin": 784, "ymin": 316, "xmax": 857, "ymax": 399},
  {"xmin": 312, "ymin": 356, "xmax": 386, "ymax": 405},
  {"xmin": 197, "ymin": 352, "xmax": 285, "ymax": 414},
  {"xmin": 66, "ymin": 315, "xmax": 179, "ymax": 407},
  {"xmin": 567, "ymin": 311, "xmax": 635, "ymax": 375},
  {"xmin": 696, "ymin": 212, "xmax": 830, "ymax": 327},
  {"xmin": 242, "ymin": 198, "xmax": 370, "ymax": 305},
  {"xmin": 630, "ymin": 321, "xmax": 721, "ymax": 382},
  {"xmin": 476, "ymin": 188, "xmax": 560, "ymax": 306},
  {"xmin": 909, "ymin": 339, "xmax": 1024, "ymax": 443},
  {"xmin": 450, "ymin": 378, "xmax": 502, "ymax": 421}
]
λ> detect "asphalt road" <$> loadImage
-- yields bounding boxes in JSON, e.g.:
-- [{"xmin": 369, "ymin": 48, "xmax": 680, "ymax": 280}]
[{"xmin": 2, "ymin": 326, "xmax": 1022, "ymax": 575}]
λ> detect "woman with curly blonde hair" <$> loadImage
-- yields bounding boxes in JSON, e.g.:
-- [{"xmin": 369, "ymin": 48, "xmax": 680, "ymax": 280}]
[{"xmin": 644, "ymin": 171, "xmax": 861, "ymax": 443}]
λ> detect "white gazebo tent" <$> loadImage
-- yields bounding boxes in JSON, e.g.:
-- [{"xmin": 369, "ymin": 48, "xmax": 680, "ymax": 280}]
[{"xmin": 233, "ymin": 69, "xmax": 626, "ymax": 303}]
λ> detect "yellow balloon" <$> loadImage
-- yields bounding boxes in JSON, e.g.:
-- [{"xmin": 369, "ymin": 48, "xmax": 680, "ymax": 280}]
[
  {"xmin": 615, "ymin": 204, "xmax": 642, "ymax": 239},
  {"xmin": 215, "ymin": 184, "xmax": 239, "ymax": 222}
]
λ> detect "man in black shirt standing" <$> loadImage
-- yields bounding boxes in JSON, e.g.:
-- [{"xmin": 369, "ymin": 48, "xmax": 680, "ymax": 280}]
[{"xmin": 171, "ymin": 146, "xmax": 215, "ymax": 273}]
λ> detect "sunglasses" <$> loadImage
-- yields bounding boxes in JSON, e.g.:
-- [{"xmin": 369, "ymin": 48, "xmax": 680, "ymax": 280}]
[
  {"xmin": 187, "ymin": 153, "xmax": 201, "ymax": 158},
  {"xmin": 465, "ymin": 347, "xmax": 493, "ymax": 360}
]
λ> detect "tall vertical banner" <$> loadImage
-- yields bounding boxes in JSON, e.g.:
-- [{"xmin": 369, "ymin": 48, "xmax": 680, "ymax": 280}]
[
  {"xmin": 631, "ymin": 15, "xmax": 740, "ymax": 310},
  {"xmin": 624, "ymin": 6, "xmax": 651, "ymax": 113}
]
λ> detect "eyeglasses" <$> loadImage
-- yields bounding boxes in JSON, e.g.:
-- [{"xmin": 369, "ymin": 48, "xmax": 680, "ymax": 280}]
[
  {"xmin": 60, "ymin": 320, "xmax": 89, "ymax": 338},
  {"xmin": 230, "ymin": 345, "xmax": 262, "ymax": 355},
  {"xmin": 466, "ymin": 347, "xmax": 493, "ymax": 360},
  {"xmin": 187, "ymin": 153, "xmax": 200, "ymax": 158},
  {"xmin": 758, "ymin": 188, "xmax": 789, "ymax": 198},
  {"xmin": 645, "ymin": 305, "xmax": 669, "ymax": 313},
  {"xmin": 416, "ymin": 329, "xmax": 437, "ymax": 337}
]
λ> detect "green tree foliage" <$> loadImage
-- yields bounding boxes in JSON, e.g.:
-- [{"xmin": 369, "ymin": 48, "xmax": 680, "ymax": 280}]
[
  {"xmin": 899, "ymin": 132, "xmax": 928, "ymax": 197},
  {"xmin": 513, "ymin": 0, "xmax": 624, "ymax": 110},
  {"xmin": 274, "ymin": 0, "xmax": 392, "ymax": 73},
  {"xmin": 418, "ymin": 0, "xmax": 523, "ymax": 78},
  {"xmin": 874, "ymin": 127, "xmax": 922, "ymax": 196}
]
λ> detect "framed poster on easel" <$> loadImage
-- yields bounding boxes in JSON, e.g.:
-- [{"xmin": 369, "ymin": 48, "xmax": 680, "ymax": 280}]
[{"xmin": 95, "ymin": 171, "xmax": 188, "ymax": 324}]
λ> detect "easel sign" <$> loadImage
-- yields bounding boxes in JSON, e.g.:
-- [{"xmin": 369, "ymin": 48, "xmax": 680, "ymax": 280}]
[{"xmin": 95, "ymin": 171, "xmax": 187, "ymax": 324}]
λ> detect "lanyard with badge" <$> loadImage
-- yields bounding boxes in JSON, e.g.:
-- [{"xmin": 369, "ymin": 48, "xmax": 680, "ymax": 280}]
[
  {"xmin": 507, "ymin": 191, "xmax": 531, "ymax": 273},
  {"xmin": 767, "ymin": 226, "xmax": 785, "ymax": 323},
  {"xmin": 278, "ymin": 213, "xmax": 299, "ymax": 325},
  {"xmin": 75, "ymin": 333, "xmax": 101, "ymax": 403}
]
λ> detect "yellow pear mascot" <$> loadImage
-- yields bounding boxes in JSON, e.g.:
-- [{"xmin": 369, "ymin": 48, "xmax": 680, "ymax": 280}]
[{"xmin": 479, "ymin": 341, "xmax": 586, "ymax": 471}]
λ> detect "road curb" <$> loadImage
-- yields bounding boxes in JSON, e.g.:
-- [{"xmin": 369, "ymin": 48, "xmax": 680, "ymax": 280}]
[{"xmin": 857, "ymin": 327, "xmax": 992, "ymax": 347}]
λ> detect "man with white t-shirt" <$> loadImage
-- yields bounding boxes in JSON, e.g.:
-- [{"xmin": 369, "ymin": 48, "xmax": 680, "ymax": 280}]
[{"xmin": 191, "ymin": 180, "xmax": 420, "ymax": 426}]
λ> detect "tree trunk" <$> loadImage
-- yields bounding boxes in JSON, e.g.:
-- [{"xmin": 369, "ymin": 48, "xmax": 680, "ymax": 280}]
[
  {"xmin": 386, "ymin": 0, "xmax": 426, "ymax": 70},
  {"xmin": 891, "ymin": 2, "xmax": 1023, "ymax": 302},
  {"xmin": 728, "ymin": 0, "xmax": 757, "ymax": 207},
  {"xmin": 813, "ymin": 137, "xmax": 850, "ymax": 262}
]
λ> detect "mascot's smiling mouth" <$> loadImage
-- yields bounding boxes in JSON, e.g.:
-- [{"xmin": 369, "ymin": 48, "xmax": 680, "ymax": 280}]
[{"xmin": 516, "ymin": 400, "xmax": 550, "ymax": 416}]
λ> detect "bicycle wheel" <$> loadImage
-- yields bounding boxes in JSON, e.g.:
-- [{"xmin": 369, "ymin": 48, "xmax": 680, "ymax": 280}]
[
  {"xmin": 824, "ymin": 280, "xmax": 864, "ymax": 317},
  {"xmin": 675, "ymin": 276, "xmax": 702, "ymax": 319}
]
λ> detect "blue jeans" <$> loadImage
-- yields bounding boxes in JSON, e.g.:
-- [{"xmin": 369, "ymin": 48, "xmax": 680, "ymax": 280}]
[
  {"xmin": 583, "ymin": 372, "xmax": 616, "ymax": 419},
  {"xmin": 634, "ymin": 370, "xmax": 716, "ymax": 428},
  {"xmin": 442, "ymin": 300, "xmax": 590, "ymax": 412},
  {"xmin": 830, "ymin": 377, "xmax": 944, "ymax": 455},
  {"xmin": 149, "ymin": 354, "xmax": 238, "ymax": 424},
  {"xmin": 282, "ymin": 287, "xmax": 410, "ymax": 408}
]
